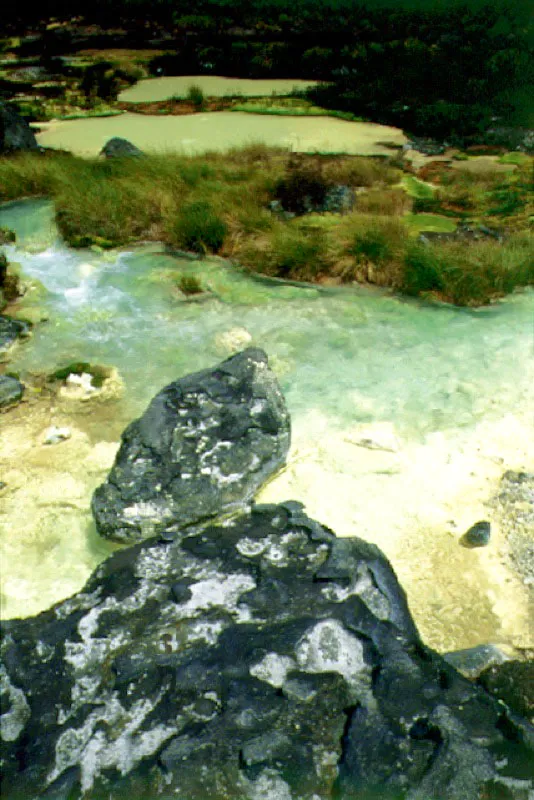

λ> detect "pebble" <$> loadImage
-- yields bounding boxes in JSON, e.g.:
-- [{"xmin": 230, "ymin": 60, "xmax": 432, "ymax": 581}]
[
  {"xmin": 461, "ymin": 520, "xmax": 491, "ymax": 548},
  {"xmin": 43, "ymin": 426, "xmax": 72, "ymax": 445}
]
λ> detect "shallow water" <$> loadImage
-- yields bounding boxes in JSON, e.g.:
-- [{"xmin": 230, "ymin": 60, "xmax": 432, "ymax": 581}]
[
  {"xmin": 1, "ymin": 199, "xmax": 533, "ymax": 652},
  {"xmin": 34, "ymin": 111, "xmax": 406, "ymax": 157},
  {"xmin": 118, "ymin": 75, "xmax": 319, "ymax": 103}
]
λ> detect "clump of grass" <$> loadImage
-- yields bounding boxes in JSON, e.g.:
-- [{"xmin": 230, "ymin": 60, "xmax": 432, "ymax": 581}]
[
  {"xmin": 169, "ymin": 201, "xmax": 227, "ymax": 253},
  {"xmin": 0, "ymin": 227, "xmax": 16, "ymax": 244},
  {"xmin": 402, "ymin": 242, "xmax": 445, "ymax": 297},
  {"xmin": 176, "ymin": 274, "xmax": 204, "ymax": 295},
  {"xmin": 350, "ymin": 219, "xmax": 405, "ymax": 265},
  {"xmin": 400, "ymin": 233, "xmax": 534, "ymax": 305},
  {"xmin": 240, "ymin": 222, "xmax": 328, "ymax": 281},
  {"xmin": 274, "ymin": 157, "xmax": 330, "ymax": 214},
  {"xmin": 186, "ymin": 84, "xmax": 205, "ymax": 110},
  {"xmin": 355, "ymin": 188, "xmax": 412, "ymax": 215}
]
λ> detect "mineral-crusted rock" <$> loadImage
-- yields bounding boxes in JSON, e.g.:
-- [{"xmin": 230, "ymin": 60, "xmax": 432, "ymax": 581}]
[
  {"xmin": 91, "ymin": 348, "xmax": 290, "ymax": 542},
  {"xmin": 1, "ymin": 504, "xmax": 532, "ymax": 800}
]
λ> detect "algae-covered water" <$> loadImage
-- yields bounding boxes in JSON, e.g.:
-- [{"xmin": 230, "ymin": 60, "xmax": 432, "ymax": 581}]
[
  {"xmin": 118, "ymin": 75, "xmax": 319, "ymax": 103},
  {"xmin": 34, "ymin": 111, "xmax": 406, "ymax": 157},
  {"xmin": 1, "ymin": 199, "xmax": 533, "ymax": 653}
]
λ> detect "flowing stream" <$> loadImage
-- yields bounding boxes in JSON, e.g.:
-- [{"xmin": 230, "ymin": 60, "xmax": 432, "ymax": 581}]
[{"xmin": 1, "ymin": 199, "xmax": 532, "ymax": 653}]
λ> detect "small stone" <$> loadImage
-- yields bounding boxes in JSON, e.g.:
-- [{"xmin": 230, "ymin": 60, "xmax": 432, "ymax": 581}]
[
  {"xmin": 0, "ymin": 375, "xmax": 24, "ymax": 407},
  {"xmin": 461, "ymin": 520, "xmax": 491, "ymax": 548},
  {"xmin": 43, "ymin": 426, "xmax": 72, "ymax": 445}
]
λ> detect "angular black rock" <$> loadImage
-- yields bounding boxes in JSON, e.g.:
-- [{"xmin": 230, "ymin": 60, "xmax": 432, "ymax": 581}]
[
  {"xmin": 0, "ymin": 102, "xmax": 39, "ymax": 153},
  {"xmin": 1, "ymin": 504, "xmax": 532, "ymax": 800},
  {"xmin": 91, "ymin": 348, "xmax": 291, "ymax": 542},
  {"xmin": 0, "ymin": 375, "xmax": 24, "ymax": 407},
  {"xmin": 100, "ymin": 137, "xmax": 144, "ymax": 158},
  {"xmin": 0, "ymin": 315, "xmax": 31, "ymax": 354},
  {"xmin": 462, "ymin": 520, "xmax": 492, "ymax": 548}
]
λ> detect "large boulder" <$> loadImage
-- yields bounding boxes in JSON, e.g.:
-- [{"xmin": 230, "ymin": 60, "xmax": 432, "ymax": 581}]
[
  {"xmin": 0, "ymin": 103, "xmax": 39, "ymax": 154},
  {"xmin": 1, "ymin": 503, "xmax": 532, "ymax": 799},
  {"xmin": 91, "ymin": 348, "xmax": 291, "ymax": 543}
]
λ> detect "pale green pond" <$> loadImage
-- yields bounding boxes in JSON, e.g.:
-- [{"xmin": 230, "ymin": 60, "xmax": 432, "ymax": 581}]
[
  {"xmin": 1, "ymin": 199, "xmax": 533, "ymax": 654},
  {"xmin": 118, "ymin": 75, "xmax": 319, "ymax": 103},
  {"xmin": 35, "ymin": 111, "xmax": 406, "ymax": 157}
]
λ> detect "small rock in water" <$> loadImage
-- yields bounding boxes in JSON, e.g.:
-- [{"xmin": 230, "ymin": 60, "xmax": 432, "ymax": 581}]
[
  {"xmin": 0, "ymin": 375, "xmax": 24, "ymax": 407},
  {"xmin": 43, "ymin": 426, "xmax": 72, "ymax": 445},
  {"xmin": 461, "ymin": 520, "xmax": 491, "ymax": 548}
]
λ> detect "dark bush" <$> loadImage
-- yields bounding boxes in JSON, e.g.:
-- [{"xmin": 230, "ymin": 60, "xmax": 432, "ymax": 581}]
[
  {"xmin": 350, "ymin": 228, "xmax": 394, "ymax": 264},
  {"xmin": 172, "ymin": 201, "xmax": 228, "ymax": 253},
  {"xmin": 402, "ymin": 243, "xmax": 445, "ymax": 296},
  {"xmin": 274, "ymin": 158, "xmax": 331, "ymax": 215}
]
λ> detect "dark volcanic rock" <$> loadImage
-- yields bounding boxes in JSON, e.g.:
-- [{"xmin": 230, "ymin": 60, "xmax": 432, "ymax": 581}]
[
  {"xmin": 100, "ymin": 137, "xmax": 144, "ymax": 158},
  {"xmin": 1, "ymin": 504, "xmax": 533, "ymax": 799},
  {"xmin": 0, "ymin": 315, "xmax": 31, "ymax": 354},
  {"xmin": 478, "ymin": 661, "xmax": 534, "ymax": 723},
  {"xmin": 0, "ymin": 375, "xmax": 24, "ymax": 407},
  {"xmin": 91, "ymin": 348, "xmax": 291, "ymax": 542},
  {"xmin": 0, "ymin": 102, "xmax": 39, "ymax": 154},
  {"xmin": 461, "ymin": 520, "xmax": 492, "ymax": 548},
  {"xmin": 444, "ymin": 644, "xmax": 509, "ymax": 679}
]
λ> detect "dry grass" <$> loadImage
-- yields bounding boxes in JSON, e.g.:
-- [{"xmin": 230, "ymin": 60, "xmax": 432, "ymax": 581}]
[{"xmin": 0, "ymin": 149, "xmax": 531, "ymax": 305}]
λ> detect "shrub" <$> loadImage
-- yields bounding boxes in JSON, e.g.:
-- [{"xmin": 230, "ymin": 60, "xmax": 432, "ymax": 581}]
[
  {"xmin": 350, "ymin": 226, "xmax": 394, "ymax": 265},
  {"xmin": 0, "ymin": 227, "xmax": 16, "ymax": 244},
  {"xmin": 274, "ymin": 157, "xmax": 330, "ymax": 214},
  {"xmin": 170, "ymin": 201, "xmax": 227, "ymax": 253},
  {"xmin": 186, "ymin": 84, "xmax": 205, "ymax": 109},
  {"xmin": 241, "ymin": 224, "xmax": 327, "ymax": 281},
  {"xmin": 402, "ymin": 243, "xmax": 445, "ymax": 296},
  {"xmin": 355, "ymin": 188, "xmax": 411, "ymax": 215},
  {"xmin": 177, "ymin": 274, "xmax": 203, "ymax": 295}
]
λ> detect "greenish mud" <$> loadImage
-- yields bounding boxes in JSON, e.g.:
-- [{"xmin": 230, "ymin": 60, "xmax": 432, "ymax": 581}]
[
  {"xmin": 118, "ymin": 75, "xmax": 319, "ymax": 103},
  {"xmin": 34, "ymin": 111, "xmax": 407, "ymax": 157}
]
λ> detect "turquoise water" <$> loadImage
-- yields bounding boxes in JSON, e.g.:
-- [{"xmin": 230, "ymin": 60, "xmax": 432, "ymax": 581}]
[{"xmin": 3, "ymin": 199, "xmax": 532, "ymax": 440}]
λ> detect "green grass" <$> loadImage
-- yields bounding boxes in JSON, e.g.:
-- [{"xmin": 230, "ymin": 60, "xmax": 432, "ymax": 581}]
[
  {"xmin": 0, "ymin": 149, "xmax": 531, "ymax": 306},
  {"xmin": 404, "ymin": 214, "xmax": 458, "ymax": 234},
  {"xmin": 400, "ymin": 234, "xmax": 534, "ymax": 305},
  {"xmin": 231, "ymin": 97, "xmax": 364, "ymax": 122},
  {"xmin": 401, "ymin": 176, "xmax": 436, "ymax": 200},
  {"xmin": 497, "ymin": 153, "xmax": 531, "ymax": 166}
]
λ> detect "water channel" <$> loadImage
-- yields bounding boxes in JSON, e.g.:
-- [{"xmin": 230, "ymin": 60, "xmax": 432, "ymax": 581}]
[{"xmin": 1, "ymin": 198, "xmax": 532, "ymax": 654}]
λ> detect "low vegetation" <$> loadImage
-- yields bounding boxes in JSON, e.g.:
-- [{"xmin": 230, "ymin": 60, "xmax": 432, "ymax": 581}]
[{"xmin": 0, "ymin": 148, "xmax": 532, "ymax": 306}]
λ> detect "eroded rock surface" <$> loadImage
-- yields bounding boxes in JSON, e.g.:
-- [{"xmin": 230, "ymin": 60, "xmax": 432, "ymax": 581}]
[
  {"xmin": 91, "ymin": 348, "xmax": 290, "ymax": 542},
  {"xmin": 1, "ymin": 504, "xmax": 533, "ymax": 800}
]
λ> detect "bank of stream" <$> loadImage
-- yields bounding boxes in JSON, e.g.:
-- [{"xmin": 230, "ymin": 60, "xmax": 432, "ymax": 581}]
[{"xmin": 1, "ymin": 198, "xmax": 533, "ymax": 656}]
